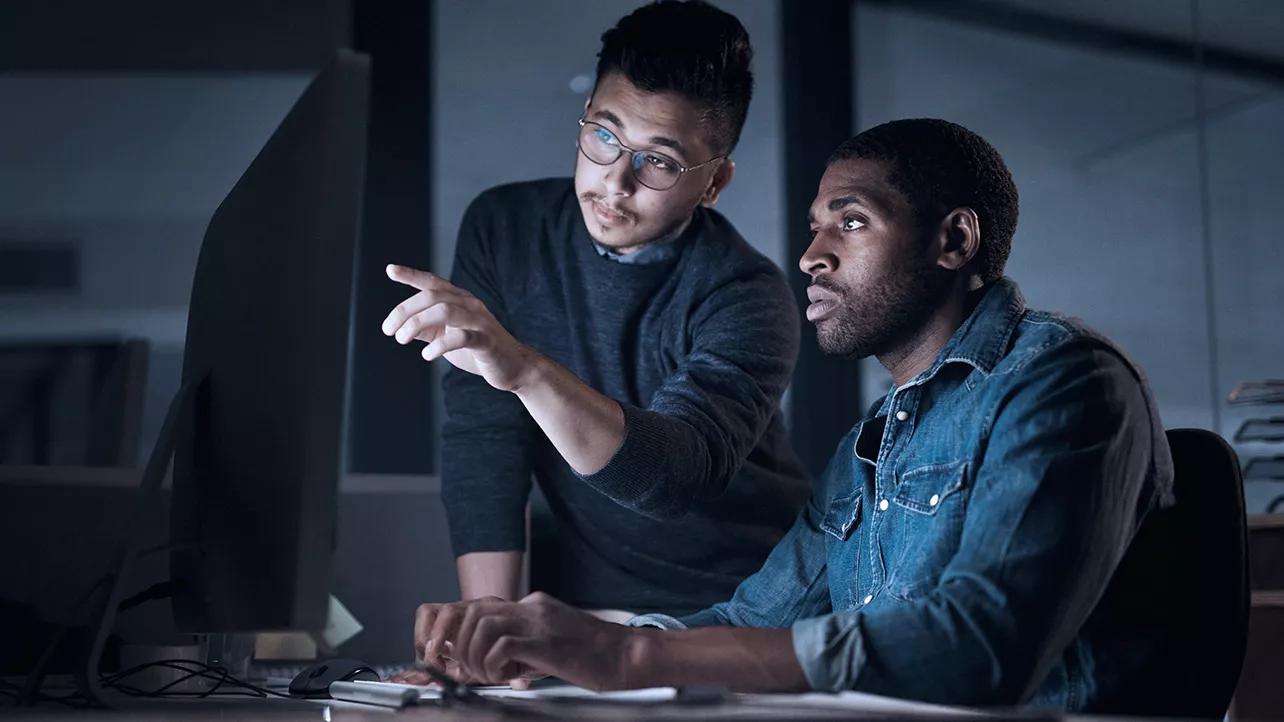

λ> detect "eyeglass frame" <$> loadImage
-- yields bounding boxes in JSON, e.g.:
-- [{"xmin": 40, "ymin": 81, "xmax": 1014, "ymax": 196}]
[{"xmin": 576, "ymin": 117, "xmax": 726, "ymax": 191}]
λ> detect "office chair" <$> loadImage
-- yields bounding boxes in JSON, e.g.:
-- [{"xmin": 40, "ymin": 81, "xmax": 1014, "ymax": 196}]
[{"xmin": 1094, "ymin": 427, "xmax": 1249, "ymax": 718}]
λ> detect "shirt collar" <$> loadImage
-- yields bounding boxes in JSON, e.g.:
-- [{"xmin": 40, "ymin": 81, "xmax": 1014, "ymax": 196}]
[
  {"xmin": 591, "ymin": 237, "xmax": 681, "ymax": 265},
  {"xmin": 904, "ymin": 276, "xmax": 1027, "ymax": 387},
  {"xmin": 586, "ymin": 208, "xmax": 701, "ymax": 266}
]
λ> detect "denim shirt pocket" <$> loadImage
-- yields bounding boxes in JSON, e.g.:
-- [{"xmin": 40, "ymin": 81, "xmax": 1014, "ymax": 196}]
[
  {"xmin": 820, "ymin": 491, "xmax": 863, "ymax": 541},
  {"xmin": 892, "ymin": 460, "xmax": 967, "ymax": 514},
  {"xmin": 886, "ymin": 460, "xmax": 969, "ymax": 600}
]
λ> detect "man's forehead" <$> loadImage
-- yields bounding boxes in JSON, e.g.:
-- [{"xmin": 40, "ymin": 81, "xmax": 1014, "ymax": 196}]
[
  {"xmin": 588, "ymin": 74, "xmax": 714, "ymax": 158},
  {"xmin": 812, "ymin": 159, "xmax": 899, "ymax": 214},
  {"xmin": 820, "ymin": 157, "xmax": 891, "ymax": 191}
]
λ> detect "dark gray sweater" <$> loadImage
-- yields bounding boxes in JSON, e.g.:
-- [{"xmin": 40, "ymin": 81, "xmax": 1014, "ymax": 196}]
[{"xmin": 441, "ymin": 178, "xmax": 810, "ymax": 615}]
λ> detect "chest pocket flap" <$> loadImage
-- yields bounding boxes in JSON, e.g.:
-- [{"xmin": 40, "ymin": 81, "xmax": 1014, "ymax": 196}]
[
  {"xmin": 893, "ymin": 460, "xmax": 967, "ymax": 515},
  {"xmin": 820, "ymin": 492, "xmax": 862, "ymax": 540}
]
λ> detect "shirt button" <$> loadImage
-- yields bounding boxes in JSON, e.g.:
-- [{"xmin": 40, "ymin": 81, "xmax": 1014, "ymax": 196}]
[
  {"xmin": 929, "ymin": 494, "xmax": 940, "ymax": 507},
  {"xmin": 863, "ymin": 594, "xmax": 873, "ymax": 604},
  {"xmin": 878, "ymin": 499, "xmax": 889, "ymax": 511},
  {"xmin": 895, "ymin": 410, "xmax": 909, "ymax": 422}
]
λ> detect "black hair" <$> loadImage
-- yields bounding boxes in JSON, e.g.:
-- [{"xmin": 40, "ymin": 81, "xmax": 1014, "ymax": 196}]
[
  {"xmin": 596, "ymin": 0, "xmax": 754, "ymax": 154},
  {"xmin": 828, "ymin": 119, "xmax": 1019, "ymax": 283}
]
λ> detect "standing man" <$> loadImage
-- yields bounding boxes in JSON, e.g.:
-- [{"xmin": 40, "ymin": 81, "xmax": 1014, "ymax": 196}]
[
  {"xmin": 419, "ymin": 119, "xmax": 1180, "ymax": 714},
  {"xmin": 382, "ymin": 0, "xmax": 810, "ymax": 652}
]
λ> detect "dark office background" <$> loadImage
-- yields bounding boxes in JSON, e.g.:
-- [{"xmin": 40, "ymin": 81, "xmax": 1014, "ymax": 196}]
[{"xmin": 2, "ymin": 0, "xmax": 1282, "ymax": 666}]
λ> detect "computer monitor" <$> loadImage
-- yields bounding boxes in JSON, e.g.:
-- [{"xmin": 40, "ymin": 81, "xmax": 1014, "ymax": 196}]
[{"xmin": 168, "ymin": 49, "xmax": 369, "ymax": 634}]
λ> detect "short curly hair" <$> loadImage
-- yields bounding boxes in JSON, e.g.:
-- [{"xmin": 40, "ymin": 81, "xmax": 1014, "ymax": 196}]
[
  {"xmin": 828, "ymin": 119, "xmax": 1019, "ymax": 283},
  {"xmin": 596, "ymin": 1, "xmax": 754, "ymax": 154}
]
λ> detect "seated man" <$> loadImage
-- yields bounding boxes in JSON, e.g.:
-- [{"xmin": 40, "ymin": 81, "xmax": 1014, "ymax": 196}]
[{"xmin": 415, "ymin": 119, "xmax": 1175, "ymax": 712}]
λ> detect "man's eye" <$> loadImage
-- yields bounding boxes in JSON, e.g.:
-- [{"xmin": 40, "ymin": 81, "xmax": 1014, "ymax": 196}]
[
  {"xmin": 842, "ymin": 217, "xmax": 866, "ymax": 231},
  {"xmin": 594, "ymin": 128, "xmax": 619, "ymax": 146},
  {"xmin": 643, "ymin": 153, "xmax": 675, "ymax": 171}
]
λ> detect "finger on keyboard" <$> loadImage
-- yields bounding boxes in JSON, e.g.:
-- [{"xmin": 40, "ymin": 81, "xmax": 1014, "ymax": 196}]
[{"xmin": 389, "ymin": 669, "xmax": 437, "ymax": 686}]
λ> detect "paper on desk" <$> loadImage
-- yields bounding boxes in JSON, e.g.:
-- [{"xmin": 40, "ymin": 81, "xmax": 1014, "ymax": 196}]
[
  {"xmin": 736, "ymin": 690, "xmax": 982, "ymax": 717},
  {"xmin": 353, "ymin": 681, "xmax": 982, "ymax": 717},
  {"xmin": 349, "ymin": 679, "xmax": 677, "ymax": 703},
  {"xmin": 481, "ymin": 684, "xmax": 677, "ymax": 702}
]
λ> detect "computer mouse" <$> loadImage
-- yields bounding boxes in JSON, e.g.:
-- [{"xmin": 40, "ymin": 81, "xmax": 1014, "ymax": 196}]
[{"xmin": 288, "ymin": 658, "xmax": 379, "ymax": 697}]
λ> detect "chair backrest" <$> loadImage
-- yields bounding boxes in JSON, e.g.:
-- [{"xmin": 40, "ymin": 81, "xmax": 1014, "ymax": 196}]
[{"xmin": 1098, "ymin": 428, "xmax": 1249, "ymax": 718}]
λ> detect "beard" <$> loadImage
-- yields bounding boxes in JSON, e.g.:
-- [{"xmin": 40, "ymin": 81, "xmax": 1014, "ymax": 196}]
[
  {"xmin": 814, "ymin": 258, "xmax": 953, "ymax": 360},
  {"xmin": 578, "ymin": 191, "xmax": 695, "ymax": 250}
]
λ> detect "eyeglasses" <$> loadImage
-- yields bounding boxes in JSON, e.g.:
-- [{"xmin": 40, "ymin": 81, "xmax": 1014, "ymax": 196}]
[{"xmin": 576, "ymin": 118, "xmax": 725, "ymax": 191}]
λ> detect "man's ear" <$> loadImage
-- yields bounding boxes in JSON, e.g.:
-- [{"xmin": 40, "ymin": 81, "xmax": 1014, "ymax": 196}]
[
  {"xmin": 933, "ymin": 207, "xmax": 981, "ymax": 271},
  {"xmin": 700, "ymin": 159, "xmax": 735, "ymax": 208}
]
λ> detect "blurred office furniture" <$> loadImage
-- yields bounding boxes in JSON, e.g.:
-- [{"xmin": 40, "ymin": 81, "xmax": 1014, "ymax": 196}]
[
  {"xmin": 1230, "ymin": 381, "xmax": 1284, "ymax": 430},
  {"xmin": 0, "ymin": 338, "xmax": 149, "ymax": 467},
  {"xmin": 1230, "ymin": 380, "xmax": 1284, "ymax": 407},
  {"xmin": 1244, "ymin": 457, "xmax": 1284, "ymax": 485},
  {"xmin": 1235, "ymin": 417, "xmax": 1284, "ymax": 443},
  {"xmin": 1230, "ymin": 380, "xmax": 1284, "ymax": 719},
  {"xmin": 1238, "ymin": 424, "xmax": 1284, "ymax": 503},
  {"xmin": 0, "ymin": 338, "xmax": 150, "ymax": 690},
  {"xmin": 1237, "ymin": 514, "xmax": 1284, "ymax": 721},
  {"xmin": 1232, "ymin": 379, "xmax": 1284, "ymax": 508}
]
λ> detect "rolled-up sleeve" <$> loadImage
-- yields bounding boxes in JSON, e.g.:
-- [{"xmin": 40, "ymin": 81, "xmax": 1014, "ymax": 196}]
[{"xmin": 789, "ymin": 343, "xmax": 1162, "ymax": 706}]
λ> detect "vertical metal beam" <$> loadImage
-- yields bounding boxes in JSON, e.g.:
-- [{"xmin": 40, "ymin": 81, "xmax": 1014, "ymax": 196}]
[
  {"xmin": 349, "ymin": 1, "xmax": 435, "ymax": 472},
  {"xmin": 781, "ymin": 0, "xmax": 862, "ymax": 475}
]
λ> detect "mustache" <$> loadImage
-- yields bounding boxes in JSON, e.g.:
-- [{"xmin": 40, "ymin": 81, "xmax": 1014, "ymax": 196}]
[
  {"xmin": 809, "ymin": 277, "xmax": 846, "ymax": 297},
  {"xmin": 579, "ymin": 192, "xmax": 635, "ymax": 221}
]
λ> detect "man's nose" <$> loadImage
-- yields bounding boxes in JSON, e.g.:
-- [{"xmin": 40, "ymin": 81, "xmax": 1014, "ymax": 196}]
[
  {"xmin": 799, "ymin": 239, "xmax": 834, "ymax": 276},
  {"xmin": 601, "ymin": 153, "xmax": 636, "ymax": 196}
]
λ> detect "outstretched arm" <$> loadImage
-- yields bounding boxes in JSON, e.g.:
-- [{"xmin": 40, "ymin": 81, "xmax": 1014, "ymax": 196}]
[
  {"xmin": 384, "ymin": 261, "xmax": 799, "ymax": 519},
  {"xmin": 384, "ymin": 263, "xmax": 626, "ymax": 476}
]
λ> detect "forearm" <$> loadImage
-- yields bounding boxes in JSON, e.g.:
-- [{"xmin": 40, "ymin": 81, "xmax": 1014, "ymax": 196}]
[
  {"xmin": 512, "ymin": 353, "xmax": 625, "ymax": 476},
  {"xmin": 626, "ymin": 627, "xmax": 809, "ymax": 692},
  {"xmin": 456, "ymin": 550, "xmax": 524, "ymax": 601}
]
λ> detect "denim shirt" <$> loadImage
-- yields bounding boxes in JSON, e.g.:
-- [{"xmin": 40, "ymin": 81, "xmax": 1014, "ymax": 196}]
[{"xmin": 632, "ymin": 278, "xmax": 1174, "ymax": 711}]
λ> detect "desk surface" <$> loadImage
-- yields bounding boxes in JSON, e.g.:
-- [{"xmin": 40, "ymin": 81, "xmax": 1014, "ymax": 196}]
[{"xmin": 0, "ymin": 691, "xmax": 1132, "ymax": 722}]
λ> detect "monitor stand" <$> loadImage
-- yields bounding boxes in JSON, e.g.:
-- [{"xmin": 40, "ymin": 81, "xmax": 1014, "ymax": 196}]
[{"xmin": 78, "ymin": 378, "xmax": 198, "ymax": 707}]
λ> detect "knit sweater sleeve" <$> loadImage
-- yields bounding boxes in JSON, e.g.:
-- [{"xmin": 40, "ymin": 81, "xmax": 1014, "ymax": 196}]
[
  {"xmin": 440, "ymin": 191, "xmax": 537, "ymax": 556},
  {"xmin": 576, "ymin": 262, "xmax": 800, "ymax": 519}
]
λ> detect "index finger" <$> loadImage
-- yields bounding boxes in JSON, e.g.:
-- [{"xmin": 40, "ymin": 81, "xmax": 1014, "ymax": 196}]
[
  {"xmin": 386, "ymin": 263, "xmax": 447, "ymax": 292},
  {"xmin": 414, "ymin": 603, "xmax": 440, "ymax": 664},
  {"xmin": 389, "ymin": 669, "xmax": 435, "ymax": 686}
]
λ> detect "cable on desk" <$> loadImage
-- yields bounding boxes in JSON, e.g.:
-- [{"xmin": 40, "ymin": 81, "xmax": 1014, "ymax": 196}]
[
  {"xmin": 20, "ymin": 573, "xmax": 187, "ymax": 706},
  {"xmin": 99, "ymin": 659, "xmax": 295, "ymax": 700}
]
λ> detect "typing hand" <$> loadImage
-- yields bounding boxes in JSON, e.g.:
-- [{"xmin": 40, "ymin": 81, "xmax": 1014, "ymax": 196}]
[
  {"xmin": 452, "ymin": 592, "xmax": 638, "ymax": 690},
  {"xmin": 382, "ymin": 264, "xmax": 538, "ymax": 392},
  {"xmin": 410, "ymin": 597, "xmax": 539, "ymax": 689}
]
